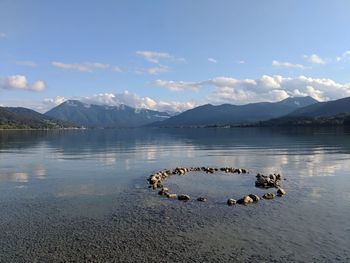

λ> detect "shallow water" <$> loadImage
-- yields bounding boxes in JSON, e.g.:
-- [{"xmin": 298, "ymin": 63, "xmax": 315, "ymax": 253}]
[{"xmin": 0, "ymin": 127, "xmax": 349, "ymax": 262}]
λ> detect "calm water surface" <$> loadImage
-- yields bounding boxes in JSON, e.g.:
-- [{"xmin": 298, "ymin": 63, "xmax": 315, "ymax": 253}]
[{"xmin": 0, "ymin": 128, "xmax": 349, "ymax": 262}]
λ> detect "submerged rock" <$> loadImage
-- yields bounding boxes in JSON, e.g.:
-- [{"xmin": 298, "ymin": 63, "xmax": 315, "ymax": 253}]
[
  {"xmin": 255, "ymin": 173, "xmax": 281, "ymax": 188},
  {"xmin": 166, "ymin": 193, "xmax": 177, "ymax": 199},
  {"xmin": 158, "ymin": 188, "xmax": 169, "ymax": 196},
  {"xmin": 227, "ymin": 198, "xmax": 237, "ymax": 206},
  {"xmin": 238, "ymin": 196, "xmax": 254, "ymax": 205},
  {"xmin": 248, "ymin": 194, "xmax": 260, "ymax": 202},
  {"xmin": 262, "ymin": 193, "xmax": 275, "ymax": 200},
  {"xmin": 178, "ymin": 194, "xmax": 190, "ymax": 201},
  {"xmin": 197, "ymin": 197, "xmax": 207, "ymax": 202},
  {"xmin": 277, "ymin": 188, "xmax": 286, "ymax": 196}
]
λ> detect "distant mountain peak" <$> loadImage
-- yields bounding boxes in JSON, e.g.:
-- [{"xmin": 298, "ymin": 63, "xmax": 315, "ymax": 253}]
[
  {"xmin": 278, "ymin": 96, "xmax": 318, "ymax": 107},
  {"xmin": 151, "ymin": 96, "xmax": 319, "ymax": 127},
  {"xmin": 281, "ymin": 96, "xmax": 318, "ymax": 103},
  {"xmin": 45, "ymin": 99, "xmax": 170, "ymax": 128}
]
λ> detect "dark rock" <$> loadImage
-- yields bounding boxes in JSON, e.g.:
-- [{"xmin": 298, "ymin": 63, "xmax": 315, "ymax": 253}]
[
  {"xmin": 262, "ymin": 193, "xmax": 275, "ymax": 200},
  {"xmin": 178, "ymin": 194, "xmax": 190, "ymax": 201},
  {"xmin": 255, "ymin": 173, "xmax": 281, "ymax": 188},
  {"xmin": 197, "ymin": 197, "xmax": 207, "ymax": 202},
  {"xmin": 158, "ymin": 187, "xmax": 169, "ymax": 196},
  {"xmin": 227, "ymin": 198, "xmax": 237, "ymax": 206},
  {"xmin": 248, "ymin": 194, "xmax": 260, "ymax": 202},
  {"xmin": 277, "ymin": 188, "xmax": 286, "ymax": 196}
]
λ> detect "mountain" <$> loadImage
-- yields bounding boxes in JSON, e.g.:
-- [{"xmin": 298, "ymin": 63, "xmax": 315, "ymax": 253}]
[
  {"xmin": 287, "ymin": 96, "xmax": 350, "ymax": 117},
  {"xmin": 45, "ymin": 100, "xmax": 171, "ymax": 128},
  {"xmin": 0, "ymin": 107, "xmax": 77, "ymax": 129},
  {"xmin": 151, "ymin": 96, "xmax": 318, "ymax": 127},
  {"xmin": 262, "ymin": 96, "xmax": 350, "ymax": 126}
]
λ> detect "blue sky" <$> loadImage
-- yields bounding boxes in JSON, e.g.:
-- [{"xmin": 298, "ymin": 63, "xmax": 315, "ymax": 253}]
[{"xmin": 1, "ymin": 0, "xmax": 350, "ymax": 112}]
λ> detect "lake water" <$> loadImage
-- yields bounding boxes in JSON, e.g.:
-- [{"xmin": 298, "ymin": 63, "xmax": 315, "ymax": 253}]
[{"xmin": 0, "ymin": 128, "xmax": 349, "ymax": 262}]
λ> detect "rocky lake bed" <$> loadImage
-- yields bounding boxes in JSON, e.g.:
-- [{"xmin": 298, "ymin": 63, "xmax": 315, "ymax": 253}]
[{"xmin": 0, "ymin": 128, "xmax": 349, "ymax": 262}]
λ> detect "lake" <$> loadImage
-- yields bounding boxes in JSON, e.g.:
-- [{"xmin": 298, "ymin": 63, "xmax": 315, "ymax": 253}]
[{"xmin": 0, "ymin": 128, "xmax": 349, "ymax": 262}]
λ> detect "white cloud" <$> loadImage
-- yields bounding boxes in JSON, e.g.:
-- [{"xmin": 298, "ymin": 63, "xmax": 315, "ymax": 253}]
[
  {"xmin": 336, "ymin": 51, "xmax": 350, "ymax": 62},
  {"xmin": 153, "ymin": 79, "xmax": 201, "ymax": 91},
  {"xmin": 154, "ymin": 75, "xmax": 350, "ymax": 104},
  {"xmin": 0, "ymin": 75, "xmax": 46, "ymax": 92},
  {"xmin": 135, "ymin": 65, "xmax": 170, "ymax": 75},
  {"xmin": 0, "ymin": 32, "xmax": 6, "ymax": 38},
  {"xmin": 303, "ymin": 54, "xmax": 326, "ymax": 65},
  {"xmin": 51, "ymin": 61, "xmax": 122, "ymax": 73},
  {"xmin": 136, "ymin": 50, "xmax": 185, "ymax": 64},
  {"xmin": 44, "ymin": 96, "xmax": 66, "ymax": 106},
  {"xmin": 208, "ymin": 75, "xmax": 350, "ymax": 104},
  {"xmin": 15, "ymin": 60, "xmax": 37, "ymax": 67},
  {"xmin": 136, "ymin": 51, "xmax": 172, "ymax": 64},
  {"xmin": 236, "ymin": 60, "xmax": 245, "ymax": 64},
  {"xmin": 146, "ymin": 65, "xmax": 169, "ymax": 75},
  {"xmin": 31, "ymin": 80, "xmax": 46, "ymax": 91},
  {"xmin": 272, "ymin": 60, "xmax": 306, "ymax": 69},
  {"xmin": 208, "ymin": 58, "xmax": 218, "ymax": 63}
]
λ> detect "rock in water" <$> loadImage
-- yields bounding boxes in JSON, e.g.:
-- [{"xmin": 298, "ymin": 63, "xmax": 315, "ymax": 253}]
[
  {"xmin": 166, "ymin": 193, "xmax": 177, "ymax": 199},
  {"xmin": 158, "ymin": 188, "xmax": 169, "ymax": 196},
  {"xmin": 178, "ymin": 194, "xmax": 190, "ymax": 201},
  {"xmin": 197, "ymin": 197, "xmax": 207, "ymax": 202},
  {"xmin": 238, "ymin": 196, "xmax": 254, "ymax": 205},
  {"xmin": 227, "ymin": 198, "xmax": 237, "ymax": 206},
  {"xmin": 248, "ymin": 194, "xmax": 260, "ymax": 202},
  {"xmin": 277, "ymin": 188, "xmax": 286, "ymax": 196},
  {"xmin": 262, "ymin": 193, "xmax": 275, "ymax": 200}
]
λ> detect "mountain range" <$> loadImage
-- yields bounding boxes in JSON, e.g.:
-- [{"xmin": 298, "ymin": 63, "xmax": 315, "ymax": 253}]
[
  {"xmin": 45, "ymin": 100, "xmax": 170, "ymax": 128},
  {"xmin": 2, "ymin": 96, "xmax": 350, "ymax": 129},
  {"xmin": 262, "ymin": 96, "xmax": 350, "ymax": 126},
  {"xmin": 0, "ymin": 107, "xmax": 76, "ymax": 129},
  {"xmin": 151, "ymin": 96, "xmax": 319, "ymax": 127}
]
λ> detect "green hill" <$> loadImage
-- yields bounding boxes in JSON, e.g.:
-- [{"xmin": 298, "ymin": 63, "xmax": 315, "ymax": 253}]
[{"xmin": 0, "ymin": 107, "xmax": 78, "ymax": 129}]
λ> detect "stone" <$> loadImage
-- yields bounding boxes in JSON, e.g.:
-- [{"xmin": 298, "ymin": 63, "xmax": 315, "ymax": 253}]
[
  {"xmin": 248, "ymin": 194, "xmax": 260, "ymax": 202},
  {"xmin": 158, "ymin": 188, "xmax": 169, "ymax": 196},
  {"xmin": 197, "ymin": 197, "xmax": 207, "ymax": 202},
  {"xmin": 166, "ymin": 193, "xmax": 177, "ymax": 199},
  {"xmin": 262, "ymin": 193, "xmax": 275, "ymax": 200},
  {"xmin": 277, "ymin": 188, "xmax": 286, "ymax": 196},
  {"xmin": 149, "ymin": 176, "xmax": 158, "ymax": 185},
  {"xmin": 269, "ymin": 174, "xmax": 276, "ymax": 181},
  {"xmin": 255, "ymin": 173, "xmax": 280, "ymax": 188},
  {"xmin": 243, "ymin": 195, "xmax": 253, "ymax": 204},
  {"xmin": 238, "ymin": 196, "xmax": 254, "ymax": 205},
  {"xmin": 227, "ymin": 198, "xmax": 237, "ymax": 206},
  {"xmin": 178, "ymin": 194, "xmax": 190, "ymax": 201}
]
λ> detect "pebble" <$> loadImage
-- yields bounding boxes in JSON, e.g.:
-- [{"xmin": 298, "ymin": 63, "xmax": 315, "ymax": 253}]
[
  {"xmin": 227, "ymin": 198, "xmax": 237, "ymax": 206},
  {"xmin": 178, "ymin": 195, "xmax": 190, "ymax": 201},
  {"xmin": 262, "ymin": 193, "xmax": 275, "ymax": 200}
]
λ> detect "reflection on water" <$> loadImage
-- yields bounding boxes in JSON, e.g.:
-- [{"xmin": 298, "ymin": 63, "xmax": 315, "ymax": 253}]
[
  {"xmin": 0, "ymin": 127, "xmax": 349, "ymax": 262},
  {"xmin": 1, "ymin": 127, "xmax": 350, "ymax": 186}
]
